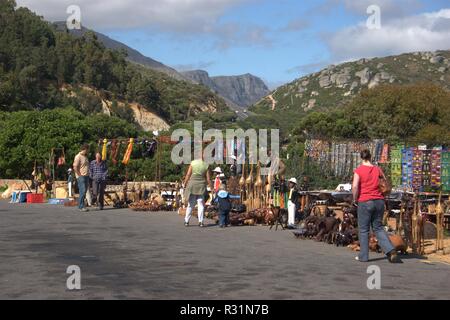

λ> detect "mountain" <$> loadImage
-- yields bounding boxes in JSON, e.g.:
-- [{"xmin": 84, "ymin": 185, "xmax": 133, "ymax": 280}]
[
  {"xmin": 0, "ymin": 7, "xmax": 231, "ymax": 132},
  {"xmin": 250, "ymin": 50, "xmax": 450, "ymax": 129},
  {"xmin": 55, "ymin": 23, "xmax": 269, "ymax": 112},
  {"xmin": 53, "ymin": 22, "xmax": 186, "ymax": 81},
  {"xmin": 182, "ymin": 70, "xmax": 270, "ymax": 108}
]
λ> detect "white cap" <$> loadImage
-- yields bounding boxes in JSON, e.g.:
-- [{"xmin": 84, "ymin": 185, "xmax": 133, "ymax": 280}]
[
  {"xmin": 230, "ymin": 155, "xmax": 237, "ymax": 161},
  {"xmin": 213, "ymin": 167, "xmax": 223, "ymax": 173},
  {"xmin": 289, "ymin": 178, "xmax": 298, "ymax": 185}
]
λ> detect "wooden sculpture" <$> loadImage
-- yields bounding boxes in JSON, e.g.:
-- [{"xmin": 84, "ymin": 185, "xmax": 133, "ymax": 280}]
[
  {"xmin": 265, "ymin": 180, "xmax": 272, "ymax": 208},
  {"xmin": 411, "ymin": 195, "xmax": 425, "ymax": 255},
  {"xmin": 436, "ymin": 193, "xmax": 445, "ymax": 253},
  {"xmin": 254, "ymin": 161, "xmax": 263, "ymax": 210},
  {"xmin": 397, "ymin": 200, "xmax": 405, "ymax": 237},
  {"xmin": 246, "ymin": 164, "xmax": 254, "ymax": 211},
  {"xmin": 239, "ymin": 162, "xmax": 246, "ymax": 201}
]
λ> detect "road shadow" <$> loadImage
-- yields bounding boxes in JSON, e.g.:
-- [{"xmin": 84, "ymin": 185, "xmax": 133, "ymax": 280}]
[{"xmin": 367, "ymin": 252, "xmax": 427, "ymax": 263}]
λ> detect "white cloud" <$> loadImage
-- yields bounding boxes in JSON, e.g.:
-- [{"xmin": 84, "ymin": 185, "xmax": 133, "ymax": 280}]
[
  {"xmin": 306, "ymin": 0, "xmax": 423, "ymax": 20},
  {"xmin": 212, "ymin": 23, "xmax": 272, "ymax": 49},
  {"xmin": 341, "ymin": 0, "xmax": 423, "ymax": 18},
  {"xmin": 326, "ymin": 8, "xmax": 450, "ymax": 62},
  {"xmin": 15, "ymin": 0, "xmax": 250, "ymax": 32}
]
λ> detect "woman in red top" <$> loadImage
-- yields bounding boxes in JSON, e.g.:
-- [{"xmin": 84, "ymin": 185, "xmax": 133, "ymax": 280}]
[{"xmin": 352, "ymin": 150, "xmax": 402, "ymax": 263}]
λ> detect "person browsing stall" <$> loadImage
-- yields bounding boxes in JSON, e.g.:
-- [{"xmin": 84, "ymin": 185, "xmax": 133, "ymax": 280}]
[
  {"xmin": 89, "ymin": 152, "xmax": 108, "ymax": 210},
  {"xmin": 352, "ymin": 149, "xmax": 402, "ymax": 264},
  {"xmin": 73, "ymin": 144, "xmax": 90, "ymax": 212},
  {"xmin": 287, "ymin": 178, "xmax": 300, "ymax": 229}
]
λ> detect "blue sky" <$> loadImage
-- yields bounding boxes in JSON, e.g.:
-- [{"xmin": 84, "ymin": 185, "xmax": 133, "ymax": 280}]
[{"xmin": 17, "ymin": 0, "xmax": 450, "ymax": 88}]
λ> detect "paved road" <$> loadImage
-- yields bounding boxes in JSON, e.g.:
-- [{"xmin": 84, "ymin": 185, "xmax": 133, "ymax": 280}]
[{"xmin": 1, "ymin": 201, "xmax": 449, "ymax": 300}]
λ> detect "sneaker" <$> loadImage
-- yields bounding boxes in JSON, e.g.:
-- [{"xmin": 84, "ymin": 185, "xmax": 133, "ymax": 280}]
[
  {"xmin": 388, "ymin": 251, "xmax": 403, "ymax": 264},
  {"xmin": 79, "ymin": 208, "xmax": 89, "ymax": 213},
  {"xmin": 199, "ymin": 222, "xmax": 205, "ymax": 228},
  {"xmin": 355, "ymin": 256, "xmax": 369, "ymax": 263},
  {"xmin": 184, "ymin": 222, "xmax": 189, "ymax": 227}
]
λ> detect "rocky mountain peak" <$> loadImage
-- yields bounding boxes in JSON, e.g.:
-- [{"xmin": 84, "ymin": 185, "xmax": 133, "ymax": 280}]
[
  {"xmin": 182, "ymin": 71, "xmax": 270, "ymax": 109},
  {"xmin": 255, "ymin": 50, "xmax": 450, "ymax": 115}
]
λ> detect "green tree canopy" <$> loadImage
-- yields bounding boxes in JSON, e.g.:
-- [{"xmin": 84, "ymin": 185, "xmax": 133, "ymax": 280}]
[{"xmin": 296, "ymin": 83, "xmax": 450, "ymax": 146}]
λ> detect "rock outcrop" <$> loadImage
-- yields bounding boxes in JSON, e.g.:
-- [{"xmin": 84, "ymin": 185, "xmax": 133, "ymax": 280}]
[
  {"xmin": 128, "ymin": 103, "xmax": 170, "ymax": 132},
  {"xmin": 182, "ymin": 71, "xmax": 270, "ymax": 108},
  {"xmin": 253, "ymin": 50, "xmax": 450, "ymax": 117}
]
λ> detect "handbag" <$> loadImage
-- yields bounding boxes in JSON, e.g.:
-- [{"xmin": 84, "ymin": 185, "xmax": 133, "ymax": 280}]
[{"xmin": 378, "ymin": 168, "xmax": 391, "ymax": 196}]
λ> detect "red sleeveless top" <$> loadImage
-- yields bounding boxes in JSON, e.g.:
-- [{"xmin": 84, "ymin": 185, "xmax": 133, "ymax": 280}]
[{"xmin": 354, "ymin": 165, "xmax": 384, "ymax": 202}]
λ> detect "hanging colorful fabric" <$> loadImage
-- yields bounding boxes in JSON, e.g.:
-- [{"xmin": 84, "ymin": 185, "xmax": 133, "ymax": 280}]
[
  {"xmin": 379, "ymin": 144, "xmax": 389, "ymax": 164},
  {"xmin": 272, "ymin": 190, "xmax": 279, "ymax": 207},
  {"xmin": 101, "ymin": 139, "xmax": 108, "ymax": 161},
  {"xmin": 122, "ymin": 138, "xmax": 134, "ymax": 165},
  {"xmin": 111, "ymin": 140, "xmax": 119, "ymax": 165}
]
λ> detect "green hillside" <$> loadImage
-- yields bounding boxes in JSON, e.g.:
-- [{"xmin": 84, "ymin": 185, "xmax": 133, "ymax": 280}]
[
  {"xmin": 249, "ymin": 50, "xmax": 450, "ymax": 132},
  {"xmin": 0, "ymin": 0, "xmax": 231, "ymax": 127}
]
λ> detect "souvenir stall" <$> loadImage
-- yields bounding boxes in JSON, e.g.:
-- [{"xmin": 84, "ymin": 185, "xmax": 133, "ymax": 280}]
[
  {"xmin": 299, "ymin": 139, "xmax": 450, "ymax": 256},
  {"xmin": 98, "ymin": 135, "xmax": 181, "ymax": 211},
  {"xmin": 305, "ymin": 138, "xmax": 389, "ymax": 181}
]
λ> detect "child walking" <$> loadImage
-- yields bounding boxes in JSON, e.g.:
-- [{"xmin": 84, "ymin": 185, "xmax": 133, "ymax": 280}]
[{"xmin": 215, "ymin": 185, "xmax": 240, "ymax": 228}]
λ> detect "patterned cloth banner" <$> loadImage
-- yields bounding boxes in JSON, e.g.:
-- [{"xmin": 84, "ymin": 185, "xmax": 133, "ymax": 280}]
[
  {"xmin": 442, "ymin": 152, "xmax": 450, "ymax": 191},
  {"xmin": 305, "ymin": 139, "xmax": 384, "ymax": 179}
]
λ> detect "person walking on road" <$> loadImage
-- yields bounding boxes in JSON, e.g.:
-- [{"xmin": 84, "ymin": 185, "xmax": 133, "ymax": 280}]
[
  {"xmin": 352, "ymin": 149, "xmax": 402, "ymax": 263},
  {"xmin": 90, "ymin": 152, "xmax": 108, "ymax": 210},
  {"xmin": 215, "ymin": 185, "xmax": 240, "ymax": 228},
  {"xmin": 183, "ymin": 157, "xmax": 212, "ymax": 228},
  {"xmin": 73, "ymin": 144, "xmax": 90, "ymax": 212}
]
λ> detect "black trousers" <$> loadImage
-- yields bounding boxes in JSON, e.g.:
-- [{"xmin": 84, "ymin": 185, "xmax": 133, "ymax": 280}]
[{"xmin": 92, "ymin": 180, "xmax": 106, "ymax": 208}]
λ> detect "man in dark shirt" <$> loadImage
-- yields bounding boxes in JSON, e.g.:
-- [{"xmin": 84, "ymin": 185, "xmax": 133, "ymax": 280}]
[{"xmin": 89, "ymin": 152, "xmax": 108, "ymax": 210}]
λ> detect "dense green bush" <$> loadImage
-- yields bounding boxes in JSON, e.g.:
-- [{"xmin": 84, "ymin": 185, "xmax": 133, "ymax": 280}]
[{"xmin": 0, "ymin": 108, "xmax": 137, "ymax": 179}]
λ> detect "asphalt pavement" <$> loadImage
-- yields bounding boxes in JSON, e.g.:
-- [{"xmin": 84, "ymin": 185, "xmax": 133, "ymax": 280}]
[{"xmin": 1, "ymin": 201, "xmax": 449, "ymax": 300}]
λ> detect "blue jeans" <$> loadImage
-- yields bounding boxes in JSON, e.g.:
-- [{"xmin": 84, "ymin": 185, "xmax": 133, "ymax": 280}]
[
  {"xmin": 219, "ymin": 210, "xmax": 230, "ymax": 227},
  {"xmin": 77, "ymin": 176, "xmax": 89, "ymax": 209},
  {"xmin": 357, "ymin": 199, "xmax": 394, "ymax": 262}
]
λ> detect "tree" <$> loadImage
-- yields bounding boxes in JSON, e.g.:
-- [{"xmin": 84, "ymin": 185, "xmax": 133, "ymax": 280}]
[
  {"xmin": 295, "ymin": 83, "xmax": 450, "ymax": 146},
  {"xmin": 0, "ymin": 108, "xmax": 138, "ymax": 179}
]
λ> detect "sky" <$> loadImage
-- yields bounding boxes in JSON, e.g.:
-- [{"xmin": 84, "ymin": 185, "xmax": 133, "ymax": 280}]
[{"xmin": 16, "ymin": 0, "xmax": 450, "ymax": 89}]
